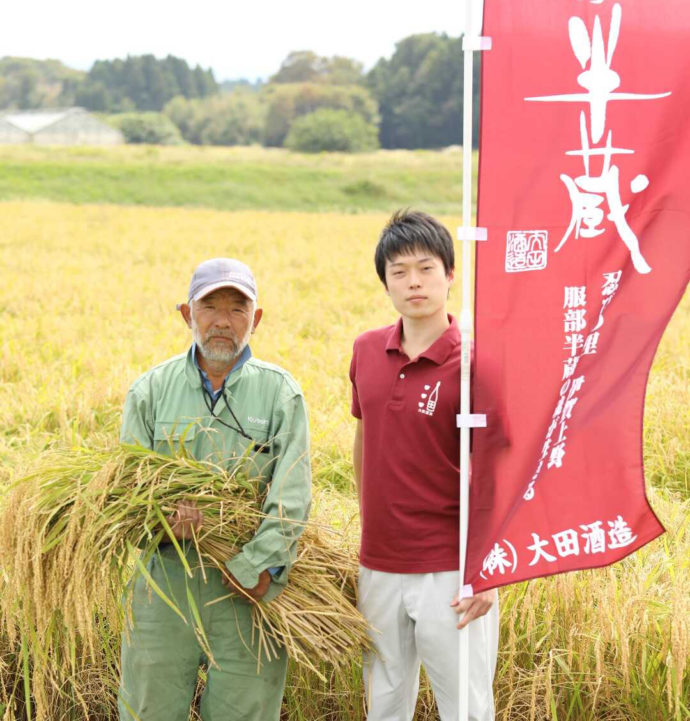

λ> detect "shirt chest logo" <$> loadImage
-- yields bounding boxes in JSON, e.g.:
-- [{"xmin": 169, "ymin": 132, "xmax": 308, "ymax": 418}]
[{"xmin": 418, "ymin": 381, "xmax": 441, "ymax": 416}]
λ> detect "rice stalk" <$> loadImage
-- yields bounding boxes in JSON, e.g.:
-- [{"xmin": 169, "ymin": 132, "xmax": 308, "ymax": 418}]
[{"xmin": 0, "ymin": 445, "xmax": 371, "ymax": 720}]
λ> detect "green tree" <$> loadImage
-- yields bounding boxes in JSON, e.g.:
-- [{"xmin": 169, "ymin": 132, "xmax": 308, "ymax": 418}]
[
  {"xmin": 193, "ymin": 66, "xmax": 217, "ymax": 97},
  {"xmin": 270, "ymin": 51, "xmax": 364, "ymax": 85},
  {"xmin": 74, "ymin": 81, "xmax": 111, "ymax": 112},
  {"xmin": 366, "ymin": 33, "xmax": 480, "ymax": 149},
  {"xmin": 127, "ymin": 56, "xmax": 151, "ymax": 109},
  {"xmin": 284, "ymin": 108, "xmax": 379, "ymax": 152},
  {"xmin": 262, "ymin": 83, "xmax": 378, "ymax": 147},
  {"xmin": 270, "ymin": 51, "xmax": 323, "ymax": 83},
  {"xmin": 109, "ymin": 112, "xmax": 183, "ymax": 144},
  {"xmin": 142, "ymin": 55, "xmax": 169, "ymax": 110},
  {"xmin": 17, "ymin": 70, "xmax": 39, "ymax": 108},
  {"xmin": 169, "ymin": 56, "xmax": 195, "ymax": 98},
  {"xmin": 0, "ymin": 57, "xmax": 85, "ymax": 109},
  {"xmin": 79, "ymin": 55, "xmax": 218, "ymax": 112},
  {"xmin": 327, "ymin": 56, "xmax": 365, "ymax": 85},
  {"xmin": 162, "ymin": 95, "xmax": 199, "ymax": 140},
  {"xmin": 163, "ymin": 91, "xmax": 265, "ymax": 146}
]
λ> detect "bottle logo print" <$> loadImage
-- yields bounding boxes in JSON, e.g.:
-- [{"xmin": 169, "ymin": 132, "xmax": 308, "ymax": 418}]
[{"xmin": 418, "ymin": 381, "xmax": 441, "ymax": 416}]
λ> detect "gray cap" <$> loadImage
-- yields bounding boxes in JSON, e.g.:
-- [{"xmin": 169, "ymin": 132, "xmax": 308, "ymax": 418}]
[{"xmin": 187, "ymin": 258, "xmax": 257, "ymax": 303}]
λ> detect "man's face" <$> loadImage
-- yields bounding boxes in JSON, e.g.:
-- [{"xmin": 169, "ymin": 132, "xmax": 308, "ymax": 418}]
[
  {"xmin": 187, "ymin": 287, "xmax": 260, "ymax": 364},
  {"xmin": 384, "ymin": 251, "xmax": 453, "ymax": 320}
]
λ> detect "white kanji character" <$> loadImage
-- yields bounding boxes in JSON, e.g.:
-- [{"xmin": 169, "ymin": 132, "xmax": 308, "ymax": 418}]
[
  {"xmin": 561, "ymin": 397, "xmax": 579, "ymax": 421},
  {"xmin": 591, "ymin": 310, "xmax": 606, "ymax": 332},
  {"xmin": 556, "ymin": 421, "xmax": 568, "ymax": 443},
  {"xmin": 525, "ymin": 0, "xmax": 670, "ymax": 276},
  {"xmin": 564, "ymin": 308, "xmax": 587, "ymax": 333},
  {"xmin": 528, "ymin": 6, "xmax": 668, "ymax": 145},
  {"xmin": 583, "ymin": 332, "xmax": 600, "ymax": 354},
  {"xmin": 547, "ymin": 417, "xmax": 559, "ymax": 437},
  {"xmin": 527, "ymin": 533, "xmax": 557, "ymax": 566},
  {"xmin": 592, "ymin": 296, "xmax": 612, "ymax": 330},
  {"xmin": 541, "ymin": 438, "xmax": 552, "ymax": 459},
  {"xmin": 512, "ymin": 231, "xmax": 528, "ymax": 252},
  {"xmin": 482, "ymin": 542, "xmax": 514, "ymax": 577},
  {"xmin": 560, "ymin": 172, "xmax": 605, "ymax": 239},
  {"xmin": 564, "ymin": 286, "xmax": 587, "ymax": 309},
  {"xmin": 580, "ymin": 521, "xmax": 606, "ymax": 554},
  {"xmin": 567, "ymin": 376, "xmax": 586, "ymax": 398},
  {"xmin": 553, "ymin": 529, "xmax": 580, "ymax": 557},
  {"xmin": 548, "ymin": 441, "xmax": 567, "ymax": 469},
  {"xmin": 564, "ymin": 334, "xmax": 585, "ymax": 356},
  {"xmin": 602, "ymin": 271, "xmax": 622, "ymax": 296},
  {"xmin": 524, "ymin": 481, "xmax": 536, "ymax": 501},
  {"xmin": 562, "ymin": 356, "xmax": 580, "ymax": 380},
  {"xmin": 557, "ymin": 121, "xmax": 653, "ymax": 275},
  {"xmin": 608, "ymin": 515, "xmax": 637, "ymax": 548}
]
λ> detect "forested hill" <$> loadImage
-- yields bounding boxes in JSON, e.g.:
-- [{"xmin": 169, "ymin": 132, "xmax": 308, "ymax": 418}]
[
  {"xmin": 0, "ymin": 35, "xmax": 480, "ymax": 151},
  {"xmin": 0, "ymin": 56, "xmax": 216, "ymax": 113}
]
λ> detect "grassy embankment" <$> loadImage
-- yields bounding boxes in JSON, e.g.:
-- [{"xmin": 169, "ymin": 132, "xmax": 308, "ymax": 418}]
[
  {"xmin": 0, "ymin": 144, "xmax": 469, "ymax": 214},
  {"xmin": 0, "ymin": 145, "xmax": 687, "ymax": 719}
]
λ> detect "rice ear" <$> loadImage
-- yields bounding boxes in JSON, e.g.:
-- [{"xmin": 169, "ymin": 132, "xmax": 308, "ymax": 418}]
[{"xmin": 0, "ymin": 445, "xmax": 372, "ymax": 720}]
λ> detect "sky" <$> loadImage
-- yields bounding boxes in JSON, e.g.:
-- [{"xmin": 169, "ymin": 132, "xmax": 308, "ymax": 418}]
[{"xmin": 2, "ymin": 0, "xmax": 473, "ymax": 82}]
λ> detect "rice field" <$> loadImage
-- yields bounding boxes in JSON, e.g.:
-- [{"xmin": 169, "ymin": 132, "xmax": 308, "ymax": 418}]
[{"xmin": 0, "ymin": 197, "xmax": 687, "ymax": 720}]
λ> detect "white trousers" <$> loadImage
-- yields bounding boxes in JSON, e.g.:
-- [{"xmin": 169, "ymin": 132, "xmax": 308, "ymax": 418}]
[{"xmin": 358, "ymin": 567, "xmax": 498, "ymax": 721}]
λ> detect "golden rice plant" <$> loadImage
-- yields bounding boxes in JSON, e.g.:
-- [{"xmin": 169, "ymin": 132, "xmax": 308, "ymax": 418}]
[
  {"xmin": 495, "ymin": 488, "xmax": 690, "ymax": 721},
  {"xmin": 0, "ymin": 199, "xmax": 686, "ymax": 719},
  {"xmin": 0, "ymin": 445, "xmax": 371, "ymax": 720}
]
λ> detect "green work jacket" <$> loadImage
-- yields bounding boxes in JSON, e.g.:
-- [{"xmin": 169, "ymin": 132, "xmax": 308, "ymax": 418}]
[{"xmin": 120, "ymin": 346, "xmax": 311, "ymax": 602}]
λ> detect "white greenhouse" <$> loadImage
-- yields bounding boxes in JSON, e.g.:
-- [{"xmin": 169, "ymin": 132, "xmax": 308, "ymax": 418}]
[{"xmin": 0, "ymin": 107, "xmax": 123, "ymax": 145}]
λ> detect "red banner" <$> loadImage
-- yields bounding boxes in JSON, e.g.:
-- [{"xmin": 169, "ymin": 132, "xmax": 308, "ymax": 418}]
[{"xmin": 468, "ymin": 0, "xmax": 689, "ymax": 593}]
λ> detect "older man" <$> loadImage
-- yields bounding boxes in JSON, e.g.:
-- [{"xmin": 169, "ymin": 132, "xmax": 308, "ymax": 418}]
[{"xmin": 118, "ymin": 258, "xmax": 311, "ymax": 721}]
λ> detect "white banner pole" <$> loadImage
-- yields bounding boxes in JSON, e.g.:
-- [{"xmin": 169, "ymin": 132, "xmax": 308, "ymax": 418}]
[{"xmin": 458, "ymin": 1, "xmax": 487, "ymax": 720}]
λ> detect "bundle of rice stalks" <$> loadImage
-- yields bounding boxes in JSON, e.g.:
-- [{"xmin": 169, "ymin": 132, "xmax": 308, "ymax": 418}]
[{"xmin": 0, "ymin": 445, "xmax": 371, "ymax": 719}]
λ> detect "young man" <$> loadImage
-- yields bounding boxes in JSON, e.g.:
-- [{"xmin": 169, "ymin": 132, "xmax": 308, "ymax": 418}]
[{"xmin": 350, "ymin": 211, "xmax": 498, "ymax": 721}]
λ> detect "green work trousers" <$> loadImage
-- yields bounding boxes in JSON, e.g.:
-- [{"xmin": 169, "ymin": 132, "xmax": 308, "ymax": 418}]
[{"xmin": 118, "ymin": 545, "xmax": 288, "ymax": 721}]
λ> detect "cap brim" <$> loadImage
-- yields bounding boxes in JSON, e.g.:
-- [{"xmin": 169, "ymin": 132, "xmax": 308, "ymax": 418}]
[{"xmin": 192, "ymin": 281, "xmax": 256, "ymax": 303}]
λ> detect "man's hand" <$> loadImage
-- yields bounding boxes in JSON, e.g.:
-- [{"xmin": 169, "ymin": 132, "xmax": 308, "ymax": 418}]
[
  {"xmin": 168, "ymin": 501, "xmax": 203, "ymax": 540},
  {"xmin": 450, "ymin": 588, "xmax": 497, "ymax": 629},
  {"xmin": 221, "ymin": 569, "xmax": 271, "ymax": 602}
]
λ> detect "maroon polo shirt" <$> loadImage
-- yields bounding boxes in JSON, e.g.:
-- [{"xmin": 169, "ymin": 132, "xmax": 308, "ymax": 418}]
[{"xmin": 350, "ymin": 315, "xmax": 461, "ymax": 573}]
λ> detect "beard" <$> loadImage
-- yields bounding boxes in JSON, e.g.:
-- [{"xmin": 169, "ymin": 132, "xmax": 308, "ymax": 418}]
[{"xmin": 192, "ymin": 321, "xmax": 253, "ymax": 365}]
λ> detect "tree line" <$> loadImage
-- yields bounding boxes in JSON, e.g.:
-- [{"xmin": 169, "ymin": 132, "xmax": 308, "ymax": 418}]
[
  {"xmin": 0, "ymin": 36, "xmax": 480, "ymax": 152},
  {"xmin": 0, "ymin": 56, "xmax": 216, "ymax": 112}
]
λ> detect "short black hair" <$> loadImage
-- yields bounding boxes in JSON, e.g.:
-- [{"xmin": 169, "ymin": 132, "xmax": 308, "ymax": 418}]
[{"xmin": 374, "ymin": 209, "xmax": 455, "ymax": 286}]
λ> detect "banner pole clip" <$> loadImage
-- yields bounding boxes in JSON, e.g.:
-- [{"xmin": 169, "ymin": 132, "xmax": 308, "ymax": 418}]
[
  {"xmin": 457, "ymin": 226, "xmax": 488, "ymax": 242},
  {"xmin": 456, "ymin": 414, "xmax": 487, "ymax": 429},
  {"xmin": 462, "ymin": 36, "xmax": 493, "ymax": 52}
]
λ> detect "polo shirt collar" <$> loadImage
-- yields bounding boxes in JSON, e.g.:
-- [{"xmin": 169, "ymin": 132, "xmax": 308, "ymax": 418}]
[{"xmin": 385, "ymin": 314, "xmax": 459, "ymax": 365}]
